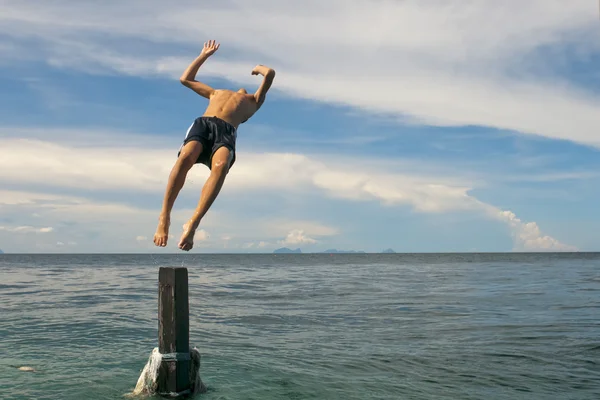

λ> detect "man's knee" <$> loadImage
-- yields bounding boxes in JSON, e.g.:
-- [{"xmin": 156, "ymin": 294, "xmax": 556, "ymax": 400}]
[
  {"xmin": 178, "ymin": 141, "xmax": 203, "ymax": 169},
  {"xmin": 211, "ymin": 147, "xmax": 232, "ymax": 175},
  {"xmin": 211, "ymin": 158, "xmax": 230, "ymax": 175},
  {"xmin": 176, "ymin": 153, "xmax": 197, "ymax": 171}
]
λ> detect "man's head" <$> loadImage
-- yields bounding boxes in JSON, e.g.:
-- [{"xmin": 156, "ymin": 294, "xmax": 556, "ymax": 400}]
[{"xmin": 237, "ymin": 88, "xmax": 248, "ymax": 94}]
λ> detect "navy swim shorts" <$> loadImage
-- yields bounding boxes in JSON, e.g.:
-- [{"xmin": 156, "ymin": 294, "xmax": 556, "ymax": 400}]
[{"xmin": 178, "ymin": 116, "xmax": 237, "ymax": 169}]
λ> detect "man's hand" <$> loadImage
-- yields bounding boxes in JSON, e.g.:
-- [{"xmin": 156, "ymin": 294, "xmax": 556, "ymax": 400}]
[
  {"xmin": 200, "ymin": 40, "xmax": 220, "ymax": 57},
  {"xmin": 251, "ymin": 64, "xmax": 275, "ymax": 76},
  {"xmin": 179, "ymin": 40, "xmax": 219, "ymax": 99},
  {"xmin": 251, "ymin": 65, "xmax": 276, "ymax": 109}
]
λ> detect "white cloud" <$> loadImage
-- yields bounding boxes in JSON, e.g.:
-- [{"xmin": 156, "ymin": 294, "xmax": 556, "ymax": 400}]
[
  {"xmin": 242, "ymin": 240, "xmax": 274, "ymax": 249},
  {"xmin": 0, "ymin": 190, "xmax": 186, "ymax": 252},
  {"xmin": 279, "ymin": 229, "xmax": 317, "ymax": 246},
  {"xmin": 55, "ymin": 241, "xmax": 76, "ymax": 247},
  {"xmin": 0, "ymin": 187, "xmax": 339, "ymax": 252},
  {"xmin": 0, "ymin": 132, "xmax": 576, "ymax": 251},
  {"xmin": 0, "ymin": 135, "xmax": 470, "ymax": 204},
  {"xmin": 261, "ymin": 219, "xmax": 338, "ymax": 238},
  {"xmin": 494, "ymin": 210, "xmax": 578, "ymax": 252},
  {"xmin": 0, "ymin": 138, "xmax": 172, "ymax": 192},
  {"xmin": 0, "ymin": 190, "xmax": 70, "ymax": 206},
  {"xmin": 0, "ymin": 225, "xmax": 54, "ymax": 233},
  {"xmin": 1, "ymin": 1, "xmax": 599, "ymax": 146},
  {"xmin": 196, "ymin": 229, "xmax": 209, "ymax": 241},
  {"xmin": 0, "ymin": 134, "xmax": 481, "ymax": 224}
]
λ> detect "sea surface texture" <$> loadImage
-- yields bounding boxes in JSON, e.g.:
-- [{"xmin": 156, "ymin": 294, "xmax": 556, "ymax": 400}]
[{"xmin": 0, "ymin": 253, "xmax": 599, "ymax": 399}]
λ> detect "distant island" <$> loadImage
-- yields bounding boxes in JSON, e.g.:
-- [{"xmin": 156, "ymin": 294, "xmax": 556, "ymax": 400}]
[
  {"xmin": 0, "ymin": 249, "xmax": 4, "ymax": 254},
  {"xmin": 382, "ymin": 248, "xmax": 396, "ymax": 253},
  {"xmin": 273, "ymin": 247, "xmax": 302, "ymax": 254}
]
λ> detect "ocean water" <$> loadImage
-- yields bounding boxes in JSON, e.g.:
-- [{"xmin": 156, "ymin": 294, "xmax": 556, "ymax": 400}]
[{"xmin": 0, "ymin": 253, "xmax": 599, "ymax": 399}]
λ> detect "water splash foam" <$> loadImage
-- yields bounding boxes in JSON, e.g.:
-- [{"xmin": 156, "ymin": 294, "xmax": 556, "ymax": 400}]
[{"xmin": 128, "ymin": 347, "xmax": 206, "ymax": 397}]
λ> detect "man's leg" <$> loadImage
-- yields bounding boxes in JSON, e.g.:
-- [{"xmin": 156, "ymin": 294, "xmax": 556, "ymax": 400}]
[
  {"xmin": 153, "ymin": 140, "xmax": 203, "ymax": 247},
  {"xmin": 178, "ymin": 146, "xmax": 232, "ymax": 251}
]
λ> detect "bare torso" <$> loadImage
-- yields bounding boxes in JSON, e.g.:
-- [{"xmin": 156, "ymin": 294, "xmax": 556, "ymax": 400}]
[{"xmin": 202, "ymin": 90, "xmax": 258, "ymax": 129}]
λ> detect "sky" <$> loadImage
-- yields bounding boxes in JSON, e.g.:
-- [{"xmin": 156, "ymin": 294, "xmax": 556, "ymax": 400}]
[{"xmin": 1, "ymin": 0, "xmax": 600, "ymax": 253}]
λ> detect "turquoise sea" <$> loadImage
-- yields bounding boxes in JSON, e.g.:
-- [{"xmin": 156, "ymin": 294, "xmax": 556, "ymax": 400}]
[{"xmin": 1, "ymin": 253, "xmax": 599, "ymax": 399}]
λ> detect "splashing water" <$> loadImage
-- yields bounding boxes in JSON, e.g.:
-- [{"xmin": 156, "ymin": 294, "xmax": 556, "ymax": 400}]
[
  {"xmin": 130, "ymin": 348, "xmax": 162, "ymax": 396},
  {"xmin": 128, "ymin": 347, "xmax": 206, "ymax": 397}
]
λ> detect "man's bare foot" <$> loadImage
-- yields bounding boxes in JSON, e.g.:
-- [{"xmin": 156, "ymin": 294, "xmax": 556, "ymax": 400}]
[
  {"xmin": 178, "ymin": 221, "xmax": 198, "ymax": 251},
  {"xmin": 153, "ymin": 215, "xmax": 170, "ymax": 247}
]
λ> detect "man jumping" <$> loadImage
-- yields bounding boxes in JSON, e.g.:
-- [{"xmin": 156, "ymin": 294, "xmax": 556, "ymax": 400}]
[{"xmin": 153, "ymin": 40, "xmax": 276, "ymax": 251}]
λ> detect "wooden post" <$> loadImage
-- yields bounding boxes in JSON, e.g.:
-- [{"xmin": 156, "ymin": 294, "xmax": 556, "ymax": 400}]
[{"xmin": 157, "ymin": 267, "xmax": 190, "ymax": 397}]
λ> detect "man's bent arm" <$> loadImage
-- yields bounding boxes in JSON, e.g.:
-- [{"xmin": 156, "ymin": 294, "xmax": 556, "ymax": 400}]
[
  {"xmin": 252, "ymin": 65, "xmax": 276, "ymax": 107},
  {"xmin": 180, "ymin": 53, "xmax": 215, "ymax": 99}
]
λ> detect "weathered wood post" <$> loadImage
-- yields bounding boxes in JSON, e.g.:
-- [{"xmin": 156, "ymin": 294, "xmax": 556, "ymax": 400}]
[
  {"xmin": 157, "ymin": 267, "xmax": 191, "ymax": 397},
  {"xmin": 130, "ymin": 267, "xmax": 205, "ymax": 397}
]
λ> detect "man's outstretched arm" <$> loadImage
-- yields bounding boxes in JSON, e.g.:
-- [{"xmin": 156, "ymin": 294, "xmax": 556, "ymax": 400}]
[
  {"xmin": 251, "ymin": 65, "xmax": 276, "ymax": 108},
  {"xmin": 180, "ymin": 40, "xmax": 220, "ymax": 99}
]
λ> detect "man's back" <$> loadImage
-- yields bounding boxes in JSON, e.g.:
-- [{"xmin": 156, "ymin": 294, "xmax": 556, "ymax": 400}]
[{"xmin": 203, "ymin": 89, "xmax": 257, "ymax": 128}]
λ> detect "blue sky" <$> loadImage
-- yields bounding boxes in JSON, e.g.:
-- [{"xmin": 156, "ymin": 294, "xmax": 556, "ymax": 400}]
[{"xmin": 1, "ymin": 0, "xmax": 599, "ymax": 253}]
